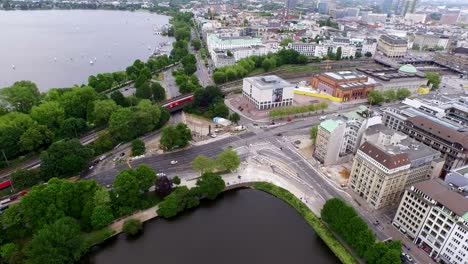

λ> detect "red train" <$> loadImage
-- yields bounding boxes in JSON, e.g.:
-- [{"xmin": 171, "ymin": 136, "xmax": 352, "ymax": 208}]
[
  {"xmin": 0, "ymin": 180, "xmax": 11, "ymax": 190},
  {"xmin": 162, "ymin": 95, "xmax": 194, "ymax": 109}
]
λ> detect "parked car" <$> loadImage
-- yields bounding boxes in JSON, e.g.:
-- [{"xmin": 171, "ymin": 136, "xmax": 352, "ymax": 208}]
[{"xmin": 170, "ymin": 160, "xmax": 178, "ymax": 165}]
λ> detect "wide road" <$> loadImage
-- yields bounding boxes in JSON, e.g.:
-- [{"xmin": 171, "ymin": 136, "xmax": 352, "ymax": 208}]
[{"xmin": 189, "ymin": 29, "xmax": 213, "ymax": 87}]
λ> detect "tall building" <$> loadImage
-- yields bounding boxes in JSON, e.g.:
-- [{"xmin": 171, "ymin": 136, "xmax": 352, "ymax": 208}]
[
  {"xmin": 396, "ymin": 0, "xmax": 418, "ymax": 16},
  {"xmin": 393, "ymin": 180, "xmax": 468, "ymax": 263},
  {"xmin": 285, "ymin": 0, "xmax": 297, "ymax": 17},
  {"xmin": 317, "ymin": 0, "xmax": 329, "ymax": 14},
  {"xmin": 383, "ymin": 0, "xmax": 393, "ymax": 14},
  {"xmin": 349, "ymin": 125, "xmax": 444, "ymax": 209},
  {"xmin": 382, "ymin": 98, "xmax": 468, "ymax": 173}
]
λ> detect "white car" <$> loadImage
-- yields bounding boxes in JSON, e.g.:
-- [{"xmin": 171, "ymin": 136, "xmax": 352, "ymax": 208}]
[
  {"xmin": 170, "ymin": 160, "xmax": 178, "ymax": 165},
  {"xmin": 156, "ymin": 172, "xmax": 166, "ymax": 177},
  {"xmin": 319, "ymin": 116, "xmax": 327, "ymax": 120}
]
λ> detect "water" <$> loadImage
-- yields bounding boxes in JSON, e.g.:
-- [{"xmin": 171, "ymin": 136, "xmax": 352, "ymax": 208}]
[
  {"xmin": 0, "ymin": 10, "xmax": 172, "ymax": 91},
  {"xmin": 82, "ymin": 189, "xmax": 339, "ymax": 264}
]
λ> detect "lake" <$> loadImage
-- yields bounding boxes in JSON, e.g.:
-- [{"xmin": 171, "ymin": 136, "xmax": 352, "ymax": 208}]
[
  {"xmin": 82, "ymin": 189, "xmax": 339, "ymax": 264},
  {"xmin": 0, "ymin": 10, "xmax": 172, "ymax": 91}
]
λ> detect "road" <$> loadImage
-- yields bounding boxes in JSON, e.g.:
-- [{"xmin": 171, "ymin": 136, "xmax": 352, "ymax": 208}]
[
  {"xmin": 162, "ymin": 65, "xmax": 181, "ymax": 98},
  {"xmin": 189, "ymin": 29, "xmax": 213, "ymax": 87}
]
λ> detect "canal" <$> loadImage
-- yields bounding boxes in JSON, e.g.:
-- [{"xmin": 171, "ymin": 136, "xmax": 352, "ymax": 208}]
[{"xmin": 82, "ymin": 188, "xmax": 339, "ymax": 264}]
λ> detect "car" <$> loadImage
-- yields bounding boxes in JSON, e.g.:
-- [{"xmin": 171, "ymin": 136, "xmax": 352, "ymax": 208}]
[
  {"xmin": 99, "ymin": 155, "xmax": 107, "ymax": 161},
  {"xmin": 156, "ymin": 172, "xmax": 166, "ymax": 177},
  {"xmin": 319, "ymin": 116, "xmax": 327, "ymax": 120},
  {"xmin": 210, "ymin": 133, "xmax": 217, "ymax": 138},
  {"xmin": 253, "ymin": 123, "xmax": 258, "ymax": 126},
  {"xmin": 89, "ymin": 165, "xmax": 94, "ymax": 170},
  {"xmin": 170, "ymin": 160, "xmax": 178, "ymax": 165}
]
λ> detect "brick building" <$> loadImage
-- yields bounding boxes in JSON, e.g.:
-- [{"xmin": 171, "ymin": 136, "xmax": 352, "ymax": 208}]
[{"xmin": 311, "ymin": 71, "xmax": 375, "ymax": 102}]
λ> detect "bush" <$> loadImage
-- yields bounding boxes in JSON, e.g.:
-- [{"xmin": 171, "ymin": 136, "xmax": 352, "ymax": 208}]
[
  {"xmin": 122, "ymin": 219, "xmax": 143, "ymax": 236},
  {"xmin": 270, "ymin": 103, "xmax": 328, "ymax": 117},
  {"xmin": 131, "ymin": 139, "xmax": 146, "ymax": 157}
]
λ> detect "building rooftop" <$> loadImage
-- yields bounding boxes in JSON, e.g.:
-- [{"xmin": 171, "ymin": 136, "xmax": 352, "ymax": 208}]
[
  {"xmin": 399, "ymin": 64, "xmax": 418, "ymax": 74},
  {"xmin": 320, "ymin": 119, "xmax": 344, "ymax": 133},
  {"xmin": 244, "ymin": 75, "xmax": 292, "ymax": 90},
  {"xmin": 380, "ymin": 34, "xmax": 408, "ymax": 45},
  {"xmin": 413, "ymin": 180, "xmax": 468, "ymax": 219},
  {"xmin": 359, "ymin": 141, "xmax": 410, "ymax": 170},
  {"xmin": 452, "ymin": 165, "xmax": 468, "ymax": 176},
  {"xmin": 356, "ymin": 67, "xmax": 426, "ymax": 82}
]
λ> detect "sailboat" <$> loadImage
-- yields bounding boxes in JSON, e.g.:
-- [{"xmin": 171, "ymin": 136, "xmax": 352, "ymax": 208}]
[
  {"xmin": 90, "ymin": 60, "xmax": 94, "ymax": 65},
  {"xmin": 12, "ymin": 64, "xmax": 15, "ymax": 70}
]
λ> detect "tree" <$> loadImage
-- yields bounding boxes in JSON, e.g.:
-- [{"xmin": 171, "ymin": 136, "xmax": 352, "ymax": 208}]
[
  {"xmin": 131, "ymin": 139, "xmax": 146, "ymax": 156},
  {"xmin": 90, "ymin": 205, "xmax": 114, "ymax": 230},
  {"xmin": 172, "ymin": 176, "xmax": 181, "ymax": 185},
  {"xmin": 425, "ymin": 72, "xmax": 441, "ymax": 89},
  {"xmin": 90, "ymin": 131, "xmax": 114, "ymax": 156},
  {"xmin": 30, "ymin": 101, "xmax": 65, "ymax": 132},
  {"xmin": 364, "ymin": 242, "xmax": 389, "ymax": 264},
  {"xmin": 160, "ymin": 123, "xmax": 192, "ymax": 150},
  {"xmin": 196, "ymin": 172, "xmax": 225, "ymax": 200},
  {"xmin": 0, "ymin": 243, "xmax": 16, "ymax": 261},
  {"xmin": 58, "ymin": 86, "xmax": 97, "ymax": 119},
  {"xmin": 0, "ymin": 81, "xmax": 41, "ymax": 113},
  {"xmin": 92, "ymin": 99, "xmax": 120, "ymax": 126},
  {"xmin": 123, "ymin": 219, "xmax": 142, "ymax": 235},
  {"xmin": 336, "ymin": 47, "xmax": 342, "ymax": 60},
  {"xmin": 110, "ymin": 91, "xmax": 128, "ymax": 107},
  {"xmin": 112, "ymin": 170, "xmax": 141, "ymax": 216},
  {"xmin": 0, "ymin": 125, "xmax": 23, "ymax": 160},
  {"xmin": 25, "ymin": 217, "xmax": 84, "ymax": 264},
  {"xmin": 226, "ymin": 50, "xmax": 233, "ymax": 57},
  {"xmin": 40, "ymin": 139, "xmax": 94, "ymax": 179},
  {"xmin": 61, "ymin": 117, "xmax": 88, "ymax": 138},
  {"xmin": 396, "ymin": 88, "xmax": 411, "ymax": 100},
  {"xmin": 383, "ymin": 90, "xmax": 397, "ymax": 102},
  {"xmin": 10, "ymin": 169, "xmax": 41, "ymax": 190},
  {"xmin": 365, "ymin": 51, "xmax": 372, "ymax": 58},
  {"xmin": 215, "ymin": 147, "xmax": 240, "ymax": 172},
  {"xmin": 134, "ymin": 164, "xmax": 156, "ymax": 193},
  {"xmin": 262, "ymin": 58, "xmax": 273, "ymax": 72},
  {"xmin": 151, "ymin": 82, "xmax": 166, "ymax": 102},
  {"xmin": 229, "ymin": 112, "xmax": 240, "ymax": 124},
  {"xmin": 310, "ymin": 126, "xmax": 318, "ymax": 141},
  {"xmin": 213, "ymin": 71, "xmax": 227, "ymax": 84},
  {"xmin": 183, "ymin": 63, "xmax": 197, "ymax": 75},
  {"xmin": 19, "ymin": 125, "xmax": 54, "ymax": 152},
  {"xmin": 279, "ymin": 38, "xmax": 294, "ymax": 47},
  {"xmin": 191, "ymin": 39, "xmax": 201, "ymax": 50},
  {"xmin": 192, "ymin": 155, "xmax": 213, "ymax": 174},
  {"xmin": 380, "ymin": 249, "xmax": 401, "ymax": 264},
  {"xmin": 225, "ymin": 69, "xmax": 237, "ymax": 81},
  {"xmin": 155, "ymin": 176, "xmax": 173, "ymax": 198},
  {"xmin": 367, "ymin": 90, "xmax": 384, "ymax": 105},
  {"xmin": 212, "ymin": 103, "xmax": 229, "ymax": 118},
  {"xmin": 108, "ymin": 108, "xmax": 136, "ymax": 142}
]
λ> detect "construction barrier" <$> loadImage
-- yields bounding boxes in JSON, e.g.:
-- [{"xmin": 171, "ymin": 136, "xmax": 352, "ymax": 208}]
[{"xmin": 294, "ymin": 89, "xmax": 343, "ymax": 102}]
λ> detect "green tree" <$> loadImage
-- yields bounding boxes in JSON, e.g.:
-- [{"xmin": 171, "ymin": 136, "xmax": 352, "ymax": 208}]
[
  {"xmin": 160, "ymin": 123, "xmax": 192, "ymax": 150},
  {"xmin": 92, "ymin": 99, "xmax": 120, "ymax": 126},
  {"xmin": 131, "ymin": 139, "xmax": 146, "ymax": 156},
  {"xmin": 262, "ymin": 58, "xmax": 273, "ymax": 71},
  {"xmin": 229, "ymin": 112, "xmax": 240, "ymax": 124},
  {"xmin": 183, "ymin": 63, "xmax": 197, "ymax": 75},
  {"xmin": 111, "ymin": 170, "xmax": 141, "ymax": 216},
  {"xmin": 61, "ymin": 117, "xmax": 88, "ymax": 138},
  {"xmin": 365, "ymin": 51, "xmax": 372, "ymax": 58},
  {"xmin": 396, "ymin": 88, "xmax": 411, "ymax": 100},
  {"xmin": 213, "ymin": 71, "xmax": 227, "ymax": 84},
  {"xmin": 19, "ymin": 125, "xmax": 54, "ymax": 152},
  {"xmin": 40, "ymin": 139, "xmax": 94, "ymax": 179},
  {"xmin": 90, "ymin": 205, "xmax": 114, "ymax": 230},
  {"xmin": 196, "ymin": 172, "xmax": 225, "ymax": 200},
  {"xmin": 215, "ymin": 147, "xmax": 240, "ymax": 172},
  {"xmin": 367, "ymin": 90, "xmax": 384, "ymax": 105},
  {"xmin": 191, "ymin": 39, "xmax": 201, "ymax": 50},
  {"xmin": 157, "ymin": 187, "xmax": 187, "ymax": 218},
  {"xmin": 25, "ymin": 217, "xmax": 85, "ymax": 264},
  {"xmin": 172, "ymin": 176, "xmax": 181, "ymax": 185},
  {"xmin": 30, "ymin": 101, "xmax": 65, "ymax": 131},
  {"xmin": 10, "ymin": 169, "xmax": 42, "ymax": 190},
  {"xmin": 122, "ymin": 219, "xmax": 142, "ymax": 235},
  {"xmin": 226, "ymin": 50, "xmax": 233, "ymax": 57},
  {"xmin": 110, "ymin": 91, "xmax": 128, "ymax": 107},
  {"xmin": 364, "ymin": 242, "xmax": 389, "ymax": 264},
  {"xmin": 336, "ymin": 47, "xmax": 342, "ymax": 60},
  {"xmin": 425, "ymin": 72, "xmax": 441, "ymax": 89},
  {"xmin": 0, "ymin": 81, "xmax": 41, "ymax": 113},
  {"xmin": 108, "ymin": 108, "xmax": 136, "ymax": 142},
  {"xmin": 192, "ymin": 155, "xmax": 213, "ymax": 174},
  {"xmin": 151, "ymin": 82, "xmax": 166, "ymax": 102},
  {"xmin": 58, "ymin": 86, "xmax": 97, "ymax": 120},
  {"xmin": 90, "ymin": 131, "xmax": 115, "ymax": 155},
  {"xmin": 212, "ymin": 103, "xmax": 229, "ymax": 118},
  {"xmin": 279, "ymin": 38, "xmax": 294, "ymax": 47},
  {"xmin": 310, "ymin": 125, "xmax": 318, "ymax": 141},
  {"xmin": 0, "ymin": 243, "xmax": 16, "ymax": 261},
  {"xmin": 134, "ymin": 164, "xmax": 156, "ymax": 193},
  {"xmin": 380, "ymin": 249, "xmax": 402, "ymax": 264},
  {"xmin": 383, "ymin": 90, "xmax": 397, "ymax": 102},
  {"xmin": 225, "ymin": 69, "xmax": 237, "ymax": 81}
]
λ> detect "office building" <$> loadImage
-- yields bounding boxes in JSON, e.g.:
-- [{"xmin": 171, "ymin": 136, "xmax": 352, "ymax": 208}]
[
  {"xmin": 377, "ymin": 35, "xmax": 408, "ymax": 58},
  {"xmin": 383, "ymin": 0, "xmax": 393, "ymax": 14},
  {"xmin": 242, "ymin": 76, "xmax": 294, "ymax": 110},
  {"xmin": 393, "ymin": 180, "xmax": 468, "ymax": 263},
  {"xmin": 412, "ymin": 33, "xmax": 451, "ymax": 51},
  {"xmin": 317, "ymin": 0, "xmax": 329, "ymax": 14},
  {"xmin": 311, "ymin": 71, "xmax": 376, "ymax": 102},
  {"xmin": 396, "ymin": 0, "xmax": 418, "ymax": 16},
  {"xmin": 349, "ymin": 125, "xmax": 444, "ymax": 209},
  {"xmin": 288, "ymin": 42, "xmax": 357, "ymax": 59}
]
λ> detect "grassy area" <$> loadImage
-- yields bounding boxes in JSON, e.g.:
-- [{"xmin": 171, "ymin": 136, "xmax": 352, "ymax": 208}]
[
  {"xmin": 152, "ymin": 73, "xmax": 164, "ymax": 81},
  {"xmin": 269, "ymin": 102, "xmax": 328, "ymax": 118},
  {"xmin": 83, "ymin": 227, "xmax": 116, "ymax": 249},
  {"xmin": 252, "ymin": 182, "xmax": 357, "ymax": 264}
]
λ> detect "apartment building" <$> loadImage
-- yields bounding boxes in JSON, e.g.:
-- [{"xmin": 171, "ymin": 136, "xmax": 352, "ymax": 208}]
[
  {"xmin": 412, "ymin": 33, "xmax": 451, "ymax": 51},
  {"xmin": 377, "ymin": 35, "xmax": 408, "ymax": 58},
  {"xmin": 382, "ymin": 102, "xmax": 468, "ymax": 173},
  {"xmin": 349, "ymin": 125, "xmax": 443, "ymax": 209},
  {"xmin": 287, "ymin": 42, "xmax": 357, "ymax": 58},
  {"xmin": 393, "ymin": 180, "xmax": 468, "ymax": 263}
]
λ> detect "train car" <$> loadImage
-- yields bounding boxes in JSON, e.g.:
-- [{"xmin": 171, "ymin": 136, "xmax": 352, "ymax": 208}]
[
  {"xmin": 162, "ymin": 95, "xmax": 194, "ymax": 109},
  {"xmin": 0, "ymin": 180, "xmax": 11, "ymax": 190}
]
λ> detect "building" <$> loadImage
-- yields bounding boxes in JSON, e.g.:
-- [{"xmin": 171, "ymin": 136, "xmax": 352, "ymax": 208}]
[
  {"xmin": 242, "ymin": 75, "xmax": 294, "ymax": 110},
  {"xmin": 440, "ymin": 11, "xmax": 460, "ymax": 25},
  {"xmin": 349, "ymin": 125, "xmax": 444, "ymax": 209},
  {"xmin": 412, "ymin": 33, "xmax": 451, "ymax": 51},
  {"xmin": 212, "ymin": 52, "xmax": 236, "ymax": 67},
  {"xmin": 357, "ymin": 65, "xmax": 427, "ymax": 94},
  {"xmin": 362, "ymin": 13, "xmax": 387, "ymax": 24},
  {"xmin": 383, "ymin": 0, "xmax": 393, "ymax": 14},
  {"xmin": 317, "ymin": 0, "xmax": 329, "ymax": 14},
  {"xmin": 311, "ymin": 71, "xmax": 375, "ymax": 102},
  {"xmin": 395, "ymin": 0, "xmax": 418, "ymax": 16},
  {"xmin": 288, "ymin": 42, "xmax": 357, "ymax": 59},
  {"xmin": 382, "ymin": 100, "xmax": 468, "ymax": 173},
  {"xmin": 288, "ymin": 42, "xmax": 317, "ymax": 56},
  {"xmin": 393, "ymin": 180, "xmax": 468, "ymax": 263},
  {"xmin": 377, "ymin": 35, "xmax": 408, "ymax": 58},
  {"xmin": 445, "ymin": 165, "xmax": 468, "ymax": 189},
  {"xmin": 207, "ymin": 34, "xmax": 265, "ymax": 67},
  {"xmin": 361, "ymin": 38, "xmax": 378, "ymax": 56},
  {"xmin": 314, "ymin": 110, "xmax": 381, "ymax": 166},
  {"xmin": 404, "ymin": 13, "xmax": 427, "ymax": 24},
  {"xmin": 285, "ymin": 0, "xmax": 298, "ymax": 15}
]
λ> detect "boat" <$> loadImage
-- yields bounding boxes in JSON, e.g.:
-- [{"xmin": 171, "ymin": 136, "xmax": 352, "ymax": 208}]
[
  {"xmin": 90, "ymin": 60, "xmax": 94, "ymax": 65},
  {"xmin": 11, "ymin": 65, "xmax": 15, "ymax": 70}
]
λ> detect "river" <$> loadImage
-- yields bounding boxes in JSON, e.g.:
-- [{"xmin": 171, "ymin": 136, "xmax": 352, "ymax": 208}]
[
  {"xmin": 82, "ymin": 189, "xmax": 339, "ymax": 264},
  {"xmin": 0, "ymin": 10, "xmax": 173, "ymax": 91}
]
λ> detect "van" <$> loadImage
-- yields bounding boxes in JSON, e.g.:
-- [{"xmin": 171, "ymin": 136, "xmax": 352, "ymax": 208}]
[
  {"xmin": 392, "ymin": 221, "xmax": 400, "ymax": 228},
  {"xmin": 399, "ymin": 227, "xmax": 407, "ymax": 234}
]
